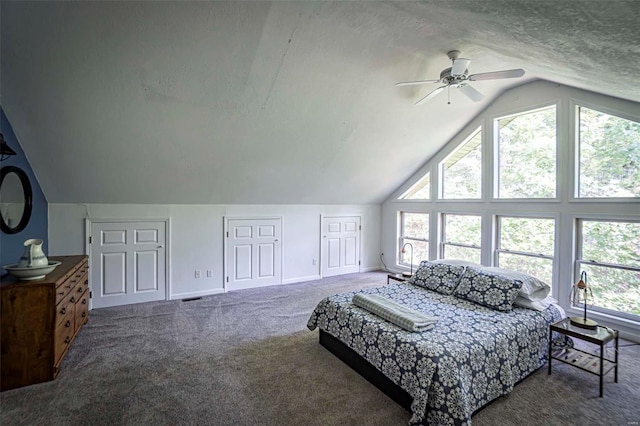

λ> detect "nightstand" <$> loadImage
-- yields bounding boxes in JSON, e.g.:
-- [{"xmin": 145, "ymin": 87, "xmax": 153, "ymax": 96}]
[
  {"xmin": 548, "ymin": 317, "xmax": 618, "ymax": 397},
  {"xmin": 387, "ymin": 273, "xmax": 410, "ymax": 284}
]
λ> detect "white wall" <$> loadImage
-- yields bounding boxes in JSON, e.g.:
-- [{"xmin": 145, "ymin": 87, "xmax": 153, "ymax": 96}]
[
  {"xmin": 381, "ymin": 80, "xmax": 640, "ymax": 341},
  {"xmin": 49, "ymin": 203, "xmax": 381, "ymax": 299}
]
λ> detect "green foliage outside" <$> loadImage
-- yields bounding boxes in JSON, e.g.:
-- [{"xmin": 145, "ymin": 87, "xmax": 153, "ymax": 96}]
[
  {"xmin": 402, "ymin": 213, "xmax": 429, "ymax": 263},
  {"xmin": 498, "ymin": 107, "xmax": 556, "ymax": 198},
  {"xmin": 579, "ymin": 107, "xmax": 640, "ymax": 197},
  {"xmin": 498, "ymin": 217, "xmax": 555, "ymax": 286},
  {"xmin": 442, "ymin": 129, "xmax": 482, "ymax": 199},
  {"xmin": 580, "ymin": 221, "xmax": 640, "ymax": 315}
]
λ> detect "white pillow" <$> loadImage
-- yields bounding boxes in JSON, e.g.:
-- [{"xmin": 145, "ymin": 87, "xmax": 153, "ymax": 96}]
[
  {"xmin": 480, "ymin": 266, "xmax": 550, "ymax": 301},
  {"xmin": 430, "ymin": 259, "xmax": 483, "ymax": 268},
  {"xmin": 513, "ymin": 296, "xmax": 556, "ymax": 311}
]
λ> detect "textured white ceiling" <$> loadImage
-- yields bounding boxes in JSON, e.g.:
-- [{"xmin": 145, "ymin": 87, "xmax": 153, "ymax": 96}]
[{"xmin": 2, "ymin": 1, "xmax": 639, "ymax": 204}]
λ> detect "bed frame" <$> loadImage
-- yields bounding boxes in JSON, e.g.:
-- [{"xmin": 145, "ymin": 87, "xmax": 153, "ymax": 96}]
[
  {"xmin": 319, "ymin": 329, "xmax": 412, "ymax": 411},
  {"xmin": 319, "ymin": 328, "xmax": 541, "ymax": 419}
]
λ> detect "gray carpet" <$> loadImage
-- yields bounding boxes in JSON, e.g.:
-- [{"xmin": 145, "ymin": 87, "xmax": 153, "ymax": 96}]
[{"xmin": 1, "ymin": 271, "xmax": 638, "ymax": 425}]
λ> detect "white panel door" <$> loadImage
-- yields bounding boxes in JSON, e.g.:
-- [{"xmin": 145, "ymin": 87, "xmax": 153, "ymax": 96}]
[
  {"xmin": 90, "ymin": 221, "xmax": 166, "ymax": 308},
  {"xmin": 321, "ymin": 216, "xmax": 361, "ymax": 277},
  {"xmin": 226, "ymin": 218, "xmax": 282, "ymax": 291}
]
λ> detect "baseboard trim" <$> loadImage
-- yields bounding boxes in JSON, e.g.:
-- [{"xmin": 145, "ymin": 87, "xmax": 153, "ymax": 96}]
[
  {"xmin": 361, "ymin": 266, "xmax": 382, "ymax": 273},
  {"xmin": 170, "ymin": 288, "xmax": 225, "ymax": 300},
  {"xmin": 282, "ymin": 275, "xmax": 322, "ymax": 285}
]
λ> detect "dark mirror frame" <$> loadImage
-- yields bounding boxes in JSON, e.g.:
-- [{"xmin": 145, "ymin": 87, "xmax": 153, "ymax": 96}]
[{"xmin": 0, "ymin": 165, "xmax": 33, "ymax": 234}]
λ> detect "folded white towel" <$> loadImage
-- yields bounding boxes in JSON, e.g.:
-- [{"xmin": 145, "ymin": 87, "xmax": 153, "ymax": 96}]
[{"xmin": 352, "ymin": 293, "xmax": 437, "ymax": 332}]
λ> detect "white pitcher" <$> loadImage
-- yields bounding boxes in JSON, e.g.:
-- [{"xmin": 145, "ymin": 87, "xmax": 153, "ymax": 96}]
[{"xmin": 17, "ymin": 238, "xmax": 48, "ymax": 268}]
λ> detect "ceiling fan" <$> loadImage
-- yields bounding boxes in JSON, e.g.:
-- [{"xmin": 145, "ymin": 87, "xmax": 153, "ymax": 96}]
[{"xmin": 396, "ymin": 50, "xmax": 525, "ymax": 105}]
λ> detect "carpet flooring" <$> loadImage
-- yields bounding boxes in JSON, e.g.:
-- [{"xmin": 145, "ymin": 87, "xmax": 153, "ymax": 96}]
[{"xmin": 1, "ymin": 271, "xmax": 638, "ymax": 425}]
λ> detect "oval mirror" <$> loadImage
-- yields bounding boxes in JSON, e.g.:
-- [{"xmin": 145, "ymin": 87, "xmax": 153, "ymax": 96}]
[{"xmin": 0, "ymin": 166, "xmax": 33, "ymax": 234}]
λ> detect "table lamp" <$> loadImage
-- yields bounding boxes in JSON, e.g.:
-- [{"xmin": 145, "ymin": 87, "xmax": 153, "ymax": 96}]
[
  {"xmin": 401, "ymin": 242, "xmax": 413, "ymax": 277},
  {"xmin": 569, "ymin": 271, "xmax": 598, "ymax": 330}
]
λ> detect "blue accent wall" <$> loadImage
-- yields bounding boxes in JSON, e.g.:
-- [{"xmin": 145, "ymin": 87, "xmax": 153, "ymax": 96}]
[{"xmin": 0, "ymin": 107, "xmax": 49, "ymax": 273}]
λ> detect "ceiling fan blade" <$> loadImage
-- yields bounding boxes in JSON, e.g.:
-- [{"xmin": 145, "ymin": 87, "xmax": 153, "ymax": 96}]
[
  {"xmin": 451, "ymin": 58, "xmax": 471, "ymax": 76},
  {"xmin": 395, "ymin": 79, "xmax": 440, "ymax": 86},
  {"xmin": 468, "ymin": 68, "xmax": 525, "ymax": 81},
  {"xmin": 459, "ymin": 84, "xmax": 484, "ymax": 102},
  {"xmin": 415, "ymin": 86, "xmax": 446, "ymax": 106}
]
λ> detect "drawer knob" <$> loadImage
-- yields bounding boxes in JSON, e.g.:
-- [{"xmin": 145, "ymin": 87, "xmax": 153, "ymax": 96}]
[
  {"xmin": 82, "ymin": 299, "xmax": 87, "ymax": 305},
  {"xmin": 60, "ymin": 307, "xmax": 66, "ymax": 315},
  {"xmin": 65, "ymin": 320, "xmax": 71, "ymax": 328},
  {"xmin": 64, "ymin": 336, "xmax": 71, "ymax": 344},
  {"xmin": 59, "ymin": 292, "xmax": 65, "ymax": 296},
  {"xmin": 70, "ymin": 297, "xmax": 76, "ymax": 303},
  {"xmin": 77, "ymin": 287, "xmax": 83, "ymax": 293},
  {"xmin": 65, "ymin": 285, "xmax": 72, "ymax": 289},
  {"xmin": 82, "ymin": 312, "xmax": 87, "ymax": 318}
]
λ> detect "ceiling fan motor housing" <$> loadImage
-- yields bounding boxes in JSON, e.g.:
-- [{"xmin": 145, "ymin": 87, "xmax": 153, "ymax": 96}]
[{"xmin": 440, "ymin": 67, "xmax": 468, "ymax": 85}]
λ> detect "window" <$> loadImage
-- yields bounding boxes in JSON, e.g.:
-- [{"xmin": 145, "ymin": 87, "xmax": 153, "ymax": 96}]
[
  {"xmin": 496, "ymin": 106, "xmax": 557, "ymax": 198},
  {"xmin": 578, "ymin": 106, "xmax": 640, "ymax": 198},
  {"xmin": 441, "ymin": 214, "xmax": 481, "ymax": 264},
  {"xmin": 440, "ymin": 127, "xmax": 482, "ymax": 199},
  {"xmin": 399, "ymin": 212, "xmax": 429, "ymax": 266},
  {"xmin": 576, "ymin": 219, "xmax": 640, "ymax": 317},
  {"xmin": 399, "ymin": 172, "xmax": 430, "ymax": 200},
  {"xmin": 496, "ymin": 216, "xmax": 555, "ymax": 286}
]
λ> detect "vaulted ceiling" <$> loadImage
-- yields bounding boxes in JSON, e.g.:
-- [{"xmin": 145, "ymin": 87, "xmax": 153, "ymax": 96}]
[{"xmin": 2, "ymin": 1, "xmax": 639, "ymax": 204}]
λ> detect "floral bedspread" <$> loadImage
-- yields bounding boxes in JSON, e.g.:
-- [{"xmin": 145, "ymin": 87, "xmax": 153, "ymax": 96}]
[{"xmin": 307, "ymin": 282, "xmax": 565, "ymax": 425}]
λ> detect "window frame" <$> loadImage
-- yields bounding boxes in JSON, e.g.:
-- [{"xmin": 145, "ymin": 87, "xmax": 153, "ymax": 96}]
[
  {"xmin": 575, "ymin": 216, "xmax": 640, "ymax": 321},
  {"xmin": 494, "ymin": 214, "xmax": 557, "ymax": 286},
  {"xmin": 438, "ymin": 126, "xmax": 482, "ymax": 200},
  {"xmin": 439, "ymin": 212, "xmax": 482, "ymax": 262},
  {"xmin": 398, "ymin": 171, "xmax": 431, "ymax": 200},
  {"xmin": 398, "ymin": 211, "xmax": 429, "ymax": 268},
  {"xmin": 493, "ymin": 103, "xmax": 559, "ymax": 201},
  {"xmin": 573, "ymin": 101, "xmax": 640, "ymax": 200}
]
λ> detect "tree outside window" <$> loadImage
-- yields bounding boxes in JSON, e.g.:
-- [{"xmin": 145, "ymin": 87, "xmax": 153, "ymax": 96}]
[
  {"xmin": 497, "ymin": 106, "xmax": 556, "ymax": 198},
  {"xmin": 440, "ymin": 128, "xmax": 482, "ymax": 199},
  {"xmin": 578, "ymin": 106, "xmax": 640, "ymax": 198},
  {"xmin": 441, "ymin": 214, "xmax": 481, "ymax": 264},
  {"xmin": 399, "ymin": 212, "xmax": 429, "ymax": 266},
  {"xmin": 496, "ymin": 216, "xmax": 555, "ymax": 286},
  {"xmin": 577, "ymin": 219, "xmax": 640, "ymax": 317}
]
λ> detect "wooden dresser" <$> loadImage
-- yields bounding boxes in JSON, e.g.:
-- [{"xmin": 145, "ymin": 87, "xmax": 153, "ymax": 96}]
[{"xmin": 1, "ymin": 255, "xmax": 89, "ymax": 391}]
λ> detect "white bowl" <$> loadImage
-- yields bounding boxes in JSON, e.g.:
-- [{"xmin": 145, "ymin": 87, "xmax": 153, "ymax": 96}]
[{"xmin": 2, "ymin": 261, "xmax": 62, "ymax": 281}]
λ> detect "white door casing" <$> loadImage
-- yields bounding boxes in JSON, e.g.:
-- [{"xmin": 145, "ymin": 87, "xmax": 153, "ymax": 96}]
[
  {"xmin": 225, "ymin": 218, "xmax": 282, "ymax": 291},
  {"xmin": 88, "ymin": 220, "xmax": 167, "ymax": 308},
  {"xmin": 321, "ymin": 216, "xmax": 361, "ymax": 277}
]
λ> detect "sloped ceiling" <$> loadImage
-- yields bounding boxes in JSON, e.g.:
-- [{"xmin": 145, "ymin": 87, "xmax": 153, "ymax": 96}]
[{"xmin": 2, "ymin": 1, "xmax": 639, "ymax": 204}]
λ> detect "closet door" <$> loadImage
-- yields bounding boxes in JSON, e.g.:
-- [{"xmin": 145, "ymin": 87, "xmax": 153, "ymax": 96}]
[
  {"xmin": 321, "ymin": 216, "xmax": 361, "ymax": 277},
  {"xmin": 225, "ymin": 218, "xmax": 282, "ymax": 291},
  {"xmin": 89, "ymin": 220, "xmax": 166, "ymax": 308}
]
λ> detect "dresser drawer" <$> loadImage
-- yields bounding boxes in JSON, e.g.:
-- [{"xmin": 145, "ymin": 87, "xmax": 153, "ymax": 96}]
[
  {"xmin": 55, "ymin": 290, "xmax": 76, "ymax": 326},
  {"xmin": 55, "ymin": 279, "xmax": 76, "ymax": 305},
  {"xmin": 54, "ymin": 310, "xmax": 75, "ymax": 365},
  {"xmin": 73, "ymin": 272, "xmax": 89, "ymax": 298},
  {"xmin": 75, "ymin": 290, "xmax": 89, "ymax": 331}
]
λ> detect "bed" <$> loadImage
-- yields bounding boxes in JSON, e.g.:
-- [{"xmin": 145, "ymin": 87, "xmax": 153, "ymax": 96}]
[{"xmin": 307, "ymin": 261, "xmax": 567, "ymax": 425}]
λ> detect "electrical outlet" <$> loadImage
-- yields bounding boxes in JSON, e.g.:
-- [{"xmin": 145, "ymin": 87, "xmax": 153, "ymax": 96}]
[
  {"xmin": 312, "ymin": 259, "xmax": 317, "ymax": 265},
  {"xmin": 195, "ymin": 270, "xmax": 201, "ymax": 278},
  {"xmin": 206, "ymin": 269, "xmax": 213, "ymax": 277}
]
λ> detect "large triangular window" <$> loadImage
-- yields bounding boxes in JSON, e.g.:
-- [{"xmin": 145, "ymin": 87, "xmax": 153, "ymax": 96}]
[
  {"xmin": 398, "ymin": 172, "xmax": 430, "ymax": 200},
  {"xmin": 440, "ymin": 127, "xmax": 482, "ymax": 199}
]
